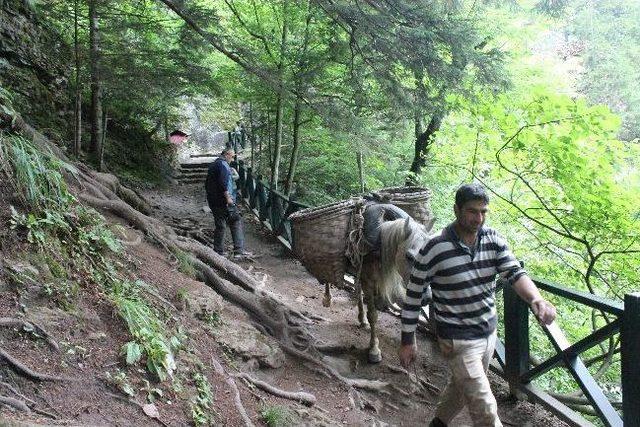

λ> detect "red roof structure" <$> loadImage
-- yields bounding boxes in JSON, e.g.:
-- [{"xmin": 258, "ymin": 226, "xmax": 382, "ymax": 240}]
[{"xmin": 169, "ymin": 130, "xmax": 189, "ymax": 145}]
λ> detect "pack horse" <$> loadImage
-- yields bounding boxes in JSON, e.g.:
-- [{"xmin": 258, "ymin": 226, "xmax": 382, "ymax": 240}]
[
  {"xmin": 323, "ymin": 213, "xmax": 432, "ymax": 363},
  {"xmin": 290, "ymin": 197, "xmax": 433, "ymax": 363}
]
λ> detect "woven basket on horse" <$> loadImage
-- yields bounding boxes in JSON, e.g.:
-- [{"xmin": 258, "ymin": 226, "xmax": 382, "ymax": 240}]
[
  {"xmin": 289, "ymin": 198, "xmax": 362, "ymax": 286},
  {"xmin": 370, "ymin": 186, "xmax": 434, "ymax": 229}
]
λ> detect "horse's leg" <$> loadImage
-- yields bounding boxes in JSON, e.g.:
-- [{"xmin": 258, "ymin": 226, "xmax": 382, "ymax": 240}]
[
  {"xmin": 322, "ymin": 282, "xmax": 332, "ymax": 307},
  {"xmin": 356, "ymin": 282, "xmax": 368, "ymax": 328},
  {"xmin": 365, "ymin": 284, "xmax": 381, "ymax": 363},
  {"xmin": 356, "ymin": 264, "xmax": 369, "ymax": 327}
]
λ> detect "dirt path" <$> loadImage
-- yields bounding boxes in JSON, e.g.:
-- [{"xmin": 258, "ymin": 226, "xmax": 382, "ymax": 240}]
[{"xmin": 143, "ymin": 181, "xmax": 570, "ymax": 427}]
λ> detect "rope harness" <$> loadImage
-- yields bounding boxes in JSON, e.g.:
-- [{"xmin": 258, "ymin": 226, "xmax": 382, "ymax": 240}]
[{"xmin": 345, "ymin": 201, "xmax": 367, "ymax": 288}]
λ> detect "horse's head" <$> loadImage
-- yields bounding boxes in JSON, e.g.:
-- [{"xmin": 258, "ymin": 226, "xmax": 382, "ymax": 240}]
[
  {"xmin": 380, "ymin": 217, "xmax": 433, "ymax": 283},
  {"xmin": 398, "ymin": 217, "xmax": 433, "ymax": 281}
]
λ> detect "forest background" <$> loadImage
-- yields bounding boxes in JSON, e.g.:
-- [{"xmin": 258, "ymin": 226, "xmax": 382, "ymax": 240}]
[{"xmin": 2, "ymin": 0, "xmax": 639, "ymax": 417}]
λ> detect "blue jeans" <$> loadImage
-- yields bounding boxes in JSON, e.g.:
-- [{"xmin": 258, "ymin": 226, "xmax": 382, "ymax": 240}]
[{"xmin": 212, "ymin": 205, "xmax": 245, "ymax": 255}]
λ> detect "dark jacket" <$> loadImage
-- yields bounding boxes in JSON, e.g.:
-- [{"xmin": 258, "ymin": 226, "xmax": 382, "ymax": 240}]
[{"xmin": 205, "ymin": 158, "xmax": 232, "ymax": 208}]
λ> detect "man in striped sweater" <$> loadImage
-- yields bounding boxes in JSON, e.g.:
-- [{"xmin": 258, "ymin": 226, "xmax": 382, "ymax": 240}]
[{"xmin": 398, "ymin": 183, "xmax": 556, "ymax": 427}]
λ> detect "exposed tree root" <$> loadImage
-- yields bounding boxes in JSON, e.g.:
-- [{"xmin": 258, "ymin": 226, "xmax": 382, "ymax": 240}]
[
  {"xmin": 0, "ymin": 395, "xmax": 30, "ymax": 412},
  {"xmin": 281, "ymin": 345, "xmax": 389, "ymax": 393},
  {"xmin": 0, "ymin": 381, "xmax": 35, "ymax": 406},
  {"xmin": 315, "ymin": 343, "xmax": 359, "ymax": 355},
  {"xmin": 210, "ymin": 357, "xmax": 255, "ymax": 427},
  {"xmin": 31, "ymin": 406, "xmax": 58, "ymax": 419},
  {"xmin": 0, "ymin": 317, "xmax": 59, "ymax": 351},
  {"xmin": 175, "ymin": 237, "xmax": 259, "ymax": 293},
  {"xmin": 383, "ymin": 362, "xmax": 409, "ymax": 375},
  {"xmin": 234, "ymin": 372, "xmax": 316, "ymax": 407},
  {"xmin": 0, "ymin": 349, "xmax": 68, "ymax": 382},
  {"xmin": 389, "ymin": 384, "xmax": 411, "ymax": 398},
  {"xmin": 81, "ymin": 181, "xmax": 391, "ymax": 396},
  {"xmin": 77, "ymin": 164, "xmax": 152, "ymax": 215},
  {"xmin": 417, "ymin": 376, "xmax": 441, "ymax": 395}
]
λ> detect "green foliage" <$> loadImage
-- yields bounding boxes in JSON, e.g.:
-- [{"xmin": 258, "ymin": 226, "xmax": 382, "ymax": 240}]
[
  {"xmin": 431, "ymin": 86, "xmax": 639, "ymax": 292},
  {"xmin": 105, "ymin": 369, "xmax": 136, "ymax": 397},
  {"xmin": 109, "ymin": 279, "xmax": 177, "ymax": 382},
  {"xmin": 0, "ymin": 134, "xmax": 75, "ymax": 211},
  {"xmin": 195, "ymin": 307, "xmax": 221, "ymax": 328},
  {"xmin": 141, "ymin": 379, "xmax": 164, "ymax": 403},
  {"xmin": 261, "ymin": 405, "xmax": 292, "ymax": 427},
  {"xmin": 568, "ymin": 0, "xmax": 640, "ymax": 140},
  {"xmin": 42, "ymin": 279, "xmax": 79, "ymax": 311},
  {"xmin": 190, "ymin": 372, "xmax": 215, "ymax": 427},
  {"xmin": 172, "ymin": 248, "xmax": 198, "ymax": 280}
]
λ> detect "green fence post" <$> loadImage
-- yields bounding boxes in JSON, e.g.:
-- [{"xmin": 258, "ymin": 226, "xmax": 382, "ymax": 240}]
[
  {"xmin": 504, "ymin": 284, "xmax": 530, "ymax": 397},
  {"xmin": 622, "ymin": 292, "xmax": 640, "ymax": 425}
]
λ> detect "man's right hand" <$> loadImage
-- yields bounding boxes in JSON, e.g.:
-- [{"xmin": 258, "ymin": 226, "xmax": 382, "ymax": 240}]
[{"xmin": 399, "ymin": 343, "xmax": 417, "ymax": 368}]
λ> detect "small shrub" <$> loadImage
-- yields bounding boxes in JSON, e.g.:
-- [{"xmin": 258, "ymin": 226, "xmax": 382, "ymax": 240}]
[
  {"xmin": 109, "ymin": 279, "xmax": 176, "ymax": 381},
  {"xmin": 190, "ymin": 372, "xmax": 215, "ymax": 426},
  {"xmin": 105, "ymin": 369, "xmax": 136, "ymax": 397},
  {"xmin": 195, "ymin": 307, "xmax": 221, "ymax": 328},
  {"xmin": 141, "ymin": 379, "xmax": 164, "ymax": 403},
  {"xmin": 42, "ymin": 279, "xmax": 79, "ymax": 310},
  {"xmin": 172, "ymin": 248, "xmax": 197, "ymax": 279},
  {"xmin": 261, "ymin": 405, "xmax": 292, "ymax": 427},
  {"xmin": 0, "ymin": 134, "xmax": 75, "ymax": 212}
]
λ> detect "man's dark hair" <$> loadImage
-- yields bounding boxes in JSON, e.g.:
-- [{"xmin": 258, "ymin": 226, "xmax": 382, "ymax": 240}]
[
  {"xmin": 455, "ymin": 183, "xmax": 489, "ymax": 207},
  {"xmin": 221, "ymin": 147, "xmax": 234, "ymax": 156}
]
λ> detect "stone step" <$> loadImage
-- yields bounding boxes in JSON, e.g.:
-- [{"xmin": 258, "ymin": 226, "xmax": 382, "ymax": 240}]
[
  {"xmin": 177, "ymin": 170, "xmax": 209, "ymax": 178},
  {"xmin": 178, "ymin": 178, "xmax": 206, "ymax": 185},
  {"xmin": 180, "ymin": 162, "xmax": 213, "ymax": 170}
]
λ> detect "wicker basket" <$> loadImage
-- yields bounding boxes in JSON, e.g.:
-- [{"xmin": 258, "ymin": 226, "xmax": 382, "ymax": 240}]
[
  {"xmin": 374, "ymin": 186, "xmax": 434, "ymax": 229},
  {"xmin": 289, "ymin": 198, "xmax": 361, "ymax": 285}
]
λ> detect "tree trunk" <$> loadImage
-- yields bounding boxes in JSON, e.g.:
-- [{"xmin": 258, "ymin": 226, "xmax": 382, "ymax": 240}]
[
  {"xmin": 99, "ymin": 109, "xmax": 108, "ymax": 171},
  {"xmin": 284, "ymin": 97, "xmax": 302, "ymax": 198},
  {"xmin": 284, "ymin": 4, "xmax": 310, "ymax": 198},
  {"xmin": 260, "ymin": 112, "xmax": 267, "ymax": 177},
  {"xmin": 88, "ymin": 0, "xmax": 103, "ymax": 162},
  {"xmin": 73, "ymin": 0, "xmax": 82, "ymax": 157},
  {"xmin": 271, "ymin": 95, "xmax": 284, "ymax": 190},
  {"xmin": 413, "ymin": 69, "xmax": 426, "ymax": 141},
  {"xmin": 249, "ymin": 103, "xmax": 255, "ymax": 171},
  {"xmin": 163, "ymin": 117, "xmax": 169, "ymax": 141},
  {"xmin": 270, "ymin": 0, "xmax": 289, "ymax": 191},
  {"xmin": 356, "ymin": 150, "xmax": 365, "ymax": 193},
  {"xmin": 406, "ymin": 112, "xmax": 443, "ymax": 186}
]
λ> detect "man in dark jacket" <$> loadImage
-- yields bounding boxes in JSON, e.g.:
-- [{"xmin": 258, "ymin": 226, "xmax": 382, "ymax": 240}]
[{"xmin": 205, "ymin": 148, "xmax": 251, "ymax": 259}]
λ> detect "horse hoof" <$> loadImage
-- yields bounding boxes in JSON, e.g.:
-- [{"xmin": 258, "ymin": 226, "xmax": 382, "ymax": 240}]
[
  {"xmin": 322, "ymin": 298, "xmax": 332, "ymax": 307},
  {"xmin": 368, "ymin": 352, "xmax": 382, "ymax": 364},
  {"xmin": 358, "ymin": 321, "xmax": 370, "ymax": 330}
]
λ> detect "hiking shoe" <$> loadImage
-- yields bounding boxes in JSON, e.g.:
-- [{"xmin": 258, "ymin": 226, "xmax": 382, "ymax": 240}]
[{"xmin": 233, "ymin": 250, "xmax": 254, "ymax": 260}]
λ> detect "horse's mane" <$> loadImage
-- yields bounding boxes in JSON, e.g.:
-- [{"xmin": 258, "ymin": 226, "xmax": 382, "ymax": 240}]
[
  {"xmin": 375, "ymin": 218, "xmax": 428, "ymax": 307},
  {"xmin": 380, "ymin": 218, "xmax": 426, "ymax": 270}
]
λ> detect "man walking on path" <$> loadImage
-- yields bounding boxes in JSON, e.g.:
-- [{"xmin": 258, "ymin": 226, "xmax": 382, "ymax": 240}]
[
  {"xmin": 398, "ymin": 183, "xmax": 556, "ymax": 427},
  {"xmin": 205, "ymin": 148, "xmax": 252, "ymax": 259}
]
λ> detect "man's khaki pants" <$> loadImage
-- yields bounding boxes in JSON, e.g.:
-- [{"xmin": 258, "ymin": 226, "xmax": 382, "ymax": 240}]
[{"xmin": 434, "ymin": 331, "xmax": 502, "ymax": 427}]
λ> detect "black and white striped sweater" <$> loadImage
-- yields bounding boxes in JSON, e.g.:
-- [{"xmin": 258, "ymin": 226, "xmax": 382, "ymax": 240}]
[{"xmin": 401, "ymin": 224, "xmax": 526, "ymax": 344}]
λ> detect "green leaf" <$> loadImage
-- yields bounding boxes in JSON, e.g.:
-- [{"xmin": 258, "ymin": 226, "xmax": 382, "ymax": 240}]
[{"xmin": 122, "ymin": 342, "xmax": 142, "ymax": 365}]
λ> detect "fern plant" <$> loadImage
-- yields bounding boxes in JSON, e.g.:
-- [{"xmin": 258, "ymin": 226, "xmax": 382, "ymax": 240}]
[{"xmin": 0, "ymin": 134, "xmax": 76, "ymax": 211}]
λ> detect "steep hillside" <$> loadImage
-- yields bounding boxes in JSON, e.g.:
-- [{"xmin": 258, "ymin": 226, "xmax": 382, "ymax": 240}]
[{"xmin": 0, "ymin": 1, "xmax": 69, "ymax": 134}]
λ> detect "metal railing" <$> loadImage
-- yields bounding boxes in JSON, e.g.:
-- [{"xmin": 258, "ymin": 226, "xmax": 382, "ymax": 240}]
[
  {"xmin": 495, "ymin": 281, "xmax": 638, "ymax": 427},
  {"xmin": 232, "ymin": 159, "xmax": 638, "ymax": 427},
  {"xmin": 236, "ymin": 160, "xmax": 309, "ymax": 249}
]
